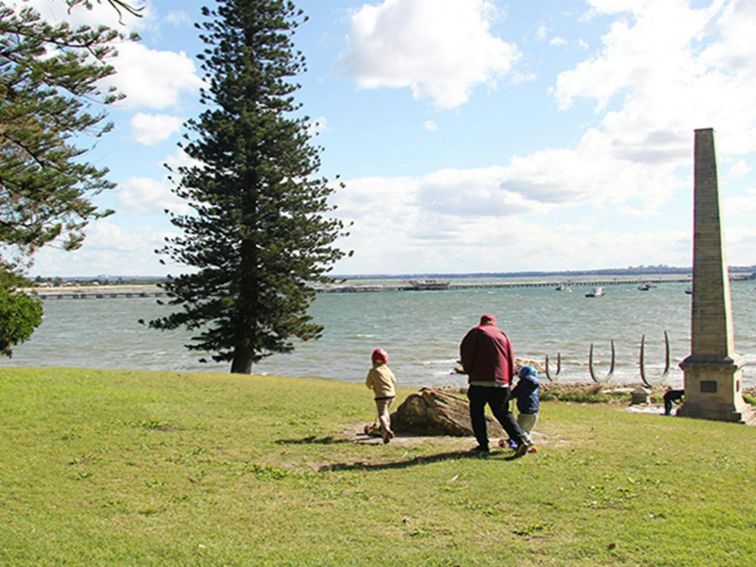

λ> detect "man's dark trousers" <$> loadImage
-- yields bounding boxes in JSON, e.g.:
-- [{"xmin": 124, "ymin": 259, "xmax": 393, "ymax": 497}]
[
  {"xmin": 663, "ymin": 389, "xmax": 684, "ymax": 415},
  {"xmin": 467, "ymin": 385, "xmax": 527, "ymax": 449}
]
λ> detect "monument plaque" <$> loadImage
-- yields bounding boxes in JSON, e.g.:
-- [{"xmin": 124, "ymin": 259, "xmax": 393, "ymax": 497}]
[{"xmin": 678, "ymin": 128, "xmax": 753, "ymax": 424}]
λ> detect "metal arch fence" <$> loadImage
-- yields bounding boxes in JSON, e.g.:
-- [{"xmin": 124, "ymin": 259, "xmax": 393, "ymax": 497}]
[{"xmin": 542, "ymin": 331, "xmax": 673, "ymax": 386}]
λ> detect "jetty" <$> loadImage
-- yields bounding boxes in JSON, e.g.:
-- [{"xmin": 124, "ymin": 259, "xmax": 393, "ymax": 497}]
[
  {"xmin": 315, "ymin": 275, "xmax": 696, "ymax": 293},
  {"xmin": 25, "ymin": 284, "xmax": 168, "ymax": 300}
]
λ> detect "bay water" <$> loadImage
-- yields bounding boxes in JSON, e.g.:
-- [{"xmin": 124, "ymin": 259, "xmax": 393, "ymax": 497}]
[{"xmin": 3, "ymin": 279, "xmax": 755, "ymax": 389}]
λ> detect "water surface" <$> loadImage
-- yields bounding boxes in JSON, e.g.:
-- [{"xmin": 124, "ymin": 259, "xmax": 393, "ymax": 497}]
[{"xmin": 4, "ymin": 279, "xmax": 754, "ymax": 389}]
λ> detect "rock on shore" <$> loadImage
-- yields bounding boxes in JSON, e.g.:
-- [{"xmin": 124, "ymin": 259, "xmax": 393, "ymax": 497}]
[{"xmin": 389, "ymin": 387, "xmax": 503, "ymax": 437}]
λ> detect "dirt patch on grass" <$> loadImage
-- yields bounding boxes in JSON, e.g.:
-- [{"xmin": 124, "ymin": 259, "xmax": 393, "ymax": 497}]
[
  {"xmin": 346, "ymin": 424, "xmax": 471, "ymax": 448},
  {"xmin": 623, "ymin": 403, "xmax": 666, "ymax": 415}
]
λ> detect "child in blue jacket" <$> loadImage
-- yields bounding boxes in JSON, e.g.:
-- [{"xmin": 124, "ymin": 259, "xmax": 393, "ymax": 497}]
[{"xmin": 500, "ymin": 365, "xmax": 540, "ymax": 452}]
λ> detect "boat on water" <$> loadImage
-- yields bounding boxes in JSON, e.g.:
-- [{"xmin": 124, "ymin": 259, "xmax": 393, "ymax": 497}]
[
  {"xmin": 555, "ymin": 283, "xmax": 572, "ymax": 292},
  {"xmin": 685, "ymin": 285, "xmax": 693, "ymax": 295},
  {"xmin": 638, "ymin": 282, "xmax": 652, "ymax": 291},
  {"xmin": 408, "ymin": 279, "xmax": 450, "ymax": 290},
  {"xmin": 585, "ymin": 286, "xmax": 604, "ymax": 297}
]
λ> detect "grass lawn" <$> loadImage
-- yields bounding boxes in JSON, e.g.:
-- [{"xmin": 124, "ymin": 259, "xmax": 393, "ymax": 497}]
[{"xmin": 1, "ymin": 367, "xmax": 754, "ymax": 566}]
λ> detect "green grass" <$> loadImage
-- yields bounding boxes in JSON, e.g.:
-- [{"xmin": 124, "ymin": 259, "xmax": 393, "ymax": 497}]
[{"xmin": 1, "ymin": 367, "xmax": 754, "ymax": 566}]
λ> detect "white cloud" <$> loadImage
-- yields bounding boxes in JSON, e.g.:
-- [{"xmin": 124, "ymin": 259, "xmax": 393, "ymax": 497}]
[
  {"xmin": 24, "ymin": 0, "xmax": 756, "ymax": 277},
  {"xmin": 423, "ymin": 120, "xmax": 438, "ymax": 132},
  {"xmin": 115, "ymin": 148, "xmax": 203, "ymax": 216},
  {"xmin": 727, "ymin": 159, "xmax": 751, "ymax": 179},
  {"xmin": 164, "ymin": 10, "xmax": 192, "ymax": 27},
  {"xmin": 724, "ymin": 226, "xmax": 756, "ymax": 266},
  {"xmin": 331, "ymin": 153, "xmax": 681, "ymax": 273},
  {"xmin": 82, "ymin": 220, "xmax": 162, "ymax": 252},
  {"xmin": 513, "ymin": 0, "xmax": 756, "ymax": 218},
  {"xmin": 510, "ymin": 72, "xmax": 537, "ymax": 85},
  {"xmin": 725, "ymin": 188, "xmax": 756, "ymax": 217},
  {"xmin": 31, "ymin": 220, "xmax": 173, "ymax": 277},
  {"xmin": 54, "ymin": 148, "xmax": 204, "ymax": 275},
  {"xmin": 341, "ymin": 0, "xmax": 519, "ymax": 109},
  {"xmin": 307, "ymin": 116, "xmax": 328, "ymax": 138},
  {"xmin": 536, "ymin": 23, "xmax": 568, "ymax": 47},
  {"xmin": 105, "ymin": 42, "xmax": 204, "ymax": 110},
  {"xmin": 163, "ymin": 147, "xmax": 204, "ymax": 173},
  {"xmin": 130, "ymin": 113, "xmax": 183, "ymax": 145},
  {"xmin": 555, "ymin": 1, "xmax": 715, "ymax": 111},
  {"xmin": 332, "ymin": 169, "xmax": 695, "ymax": 272},
  {"xmin": 331, "ymin": 0, "xmax": 756, "ymax": 275},
  {"xmin": 117, "ymin": 177, "xmax": 190, "ymax": 215},
  {"xmin": 551, "ymin": 0, "xmax": 756, "ymax": 162},
  {"xmin": 9, "ymin": 2, "xmax": 201, "ymax": 111}
]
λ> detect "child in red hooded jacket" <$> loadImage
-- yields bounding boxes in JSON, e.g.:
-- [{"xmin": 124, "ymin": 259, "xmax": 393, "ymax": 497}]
[{"xmin": 365, "ymin": 348, "xmax": 397, "ymax": 444}]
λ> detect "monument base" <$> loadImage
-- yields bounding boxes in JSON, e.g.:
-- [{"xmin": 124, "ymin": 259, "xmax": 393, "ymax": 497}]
[
  {"xmin": 679, "ymin": 354, "xmax": 753, "ymax": 424},
  {"xmin": 677, "ymin": 402, "xmax": 754, "ymax": 424}
]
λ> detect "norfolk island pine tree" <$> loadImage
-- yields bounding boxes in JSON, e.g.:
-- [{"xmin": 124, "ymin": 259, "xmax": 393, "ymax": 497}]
[{"xmin": 147, "ymin": 0, "xmax": 350, "ymax": 374}]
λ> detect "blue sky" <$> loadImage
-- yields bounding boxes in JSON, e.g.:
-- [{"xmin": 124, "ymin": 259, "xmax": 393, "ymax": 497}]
[{"xmin": 22, "ymin": 0, "xmax": 756, "ymax": 277}]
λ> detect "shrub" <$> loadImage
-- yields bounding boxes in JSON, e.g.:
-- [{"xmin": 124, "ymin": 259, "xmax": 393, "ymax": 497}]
[{"xmin": 0, "ymin": 285, "xmax": 43, "ymax": 356}]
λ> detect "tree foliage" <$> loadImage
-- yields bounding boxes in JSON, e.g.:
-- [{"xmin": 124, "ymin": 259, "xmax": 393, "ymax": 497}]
[
  {"xmin": 0, "ymin": 1, "xmax": 127, "ymax": 269},
  {"xmin": 0, "ymin": 0, "xmax": 136, "ymax": 352},
  {"xmin": 0, "ymin": 266, "xmax": 42, "ymax": 357},
  {"xmin": 148, "ymin": 0, "xmax": 349, "ymax": 374}
]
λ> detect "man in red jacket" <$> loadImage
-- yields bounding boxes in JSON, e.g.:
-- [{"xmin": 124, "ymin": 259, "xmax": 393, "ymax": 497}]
[{"xmin": 460, "ymin": 314, "xmax": 530, "ymax": 457}]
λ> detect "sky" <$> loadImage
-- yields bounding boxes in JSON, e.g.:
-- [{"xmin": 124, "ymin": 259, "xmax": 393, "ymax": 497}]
[{"xmin": 19, "ymin": 0, "xmax": 756, "ymax": 277}]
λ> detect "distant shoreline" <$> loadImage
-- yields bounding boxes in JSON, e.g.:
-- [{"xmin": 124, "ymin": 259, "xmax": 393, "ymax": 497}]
[
  {"xmin": 24, "ymin": 272, "xmax": 755, "ymax": 299},
  {"xmin": 27, "ymin": 265, "xmax": 756, "ymax": 285},
  {"xmin": 21, "ymin": 274, "xmax": 687, "ymax": 299}
]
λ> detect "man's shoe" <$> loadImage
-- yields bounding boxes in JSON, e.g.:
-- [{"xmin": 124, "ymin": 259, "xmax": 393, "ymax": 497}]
[
  {"xmin": 527, "ymin": 446, "xmax": 537, "ymax": 453},
  {"xmin": 469, "ymin": 445, "xmax": 490, "ymax": 455}
]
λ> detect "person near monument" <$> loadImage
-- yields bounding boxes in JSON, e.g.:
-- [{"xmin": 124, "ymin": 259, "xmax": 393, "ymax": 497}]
[
  {"xmin": 663, "ymin": 388, "xmax": 685, "ymax": 416},
  {"xmin": 365, "ymin": 348, "xmax": 397, "ymax": 444},
  {"xmin": 459, "ymin": 314, "xmax": 531, "ymax": 457},
  {"xmin": 500, "ymin": 365, "xmax": 540, "ymax": 452}
]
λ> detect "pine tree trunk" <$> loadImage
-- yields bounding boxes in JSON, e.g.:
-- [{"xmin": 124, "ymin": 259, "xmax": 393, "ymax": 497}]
[{"xmin": 230, "ymin": 345, "xmax": 253, "ymax": 374}]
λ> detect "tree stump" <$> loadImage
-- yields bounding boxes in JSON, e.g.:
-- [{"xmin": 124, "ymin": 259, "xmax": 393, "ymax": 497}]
[{"xmin": 389, "ymin": 388, "xmax": 503, "ymax": 437}]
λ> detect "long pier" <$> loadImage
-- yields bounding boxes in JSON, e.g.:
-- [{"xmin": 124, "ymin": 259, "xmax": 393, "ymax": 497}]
[
  {"xmin": 317, "ymin": 276, "xmax": 695, "ymax": 293},
  {"xmin": 23, "ymin": 275, "xmax": 701, "ymax": 300},
  {"xmin": 27, "ymin": 285, "xmax": 168, "ymax": 300}
]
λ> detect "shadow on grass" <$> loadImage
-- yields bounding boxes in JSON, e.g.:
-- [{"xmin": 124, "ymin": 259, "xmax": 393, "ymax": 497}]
[
  {"xmin": 276, "ymin": 435, "xmax": 353, "ymax": 445},
  {"xmin": 318, "ymin": 449, "xmax": 522, "ymax": 472}
]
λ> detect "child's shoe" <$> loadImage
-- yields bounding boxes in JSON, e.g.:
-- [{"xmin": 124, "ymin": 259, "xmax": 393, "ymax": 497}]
[{"xmin": 497, "ymin": 438, "xmax": 518, "ymax": 449}]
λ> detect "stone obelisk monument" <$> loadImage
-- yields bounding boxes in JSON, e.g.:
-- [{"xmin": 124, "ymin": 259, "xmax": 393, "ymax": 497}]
[{"xmin": 678, "ymin": 128, "xmax": 752, "ymax": 423}]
